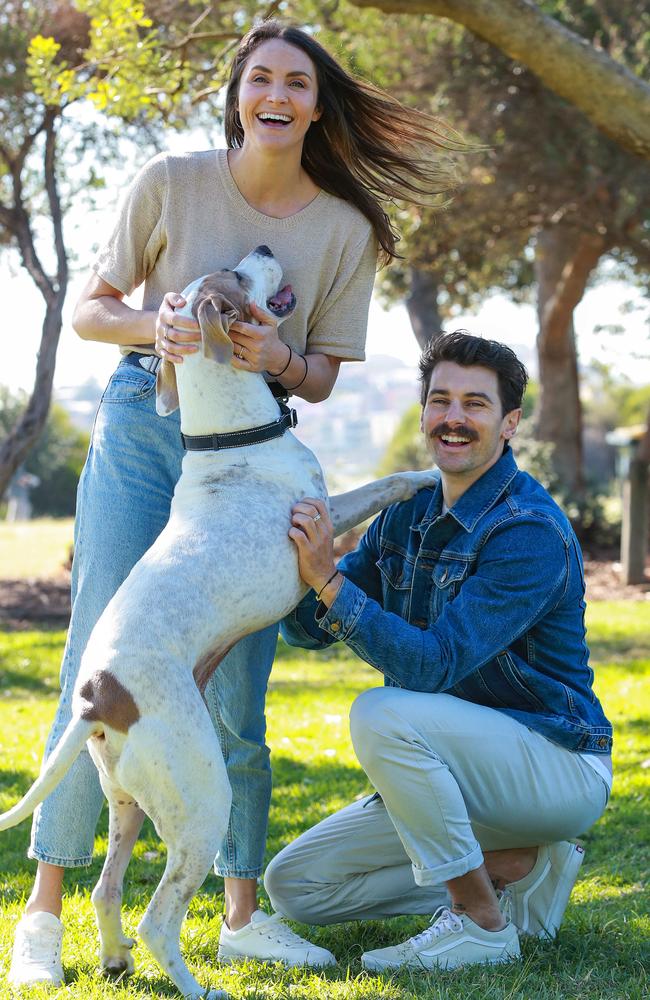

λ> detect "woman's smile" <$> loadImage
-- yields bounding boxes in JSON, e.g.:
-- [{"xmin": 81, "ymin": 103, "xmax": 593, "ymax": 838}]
[{"xmin": 238, "ymin": 39, "xmax": 321, "ymax": 147}]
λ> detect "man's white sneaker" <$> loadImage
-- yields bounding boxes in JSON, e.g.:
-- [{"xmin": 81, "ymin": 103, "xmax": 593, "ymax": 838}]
[
  {"xmin": 361, "ymin": 907, "xmax": 520, "ymax": 973},
  {"xmin": 8, "ymin": 911, "xmax": 65, "ymax": 987},
  {"xmin": 504, "ymin": 841, "xmax": 585, "ymax": 939},
  {"xmin": 217, "ymin": 910, "xmax": 337, "ymax": 968}
]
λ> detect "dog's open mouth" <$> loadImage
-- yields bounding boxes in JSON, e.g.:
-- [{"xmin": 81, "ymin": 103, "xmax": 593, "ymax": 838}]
[{"xmin": 267, "ymin": 284, "xmax": 296, "ymax": 319}]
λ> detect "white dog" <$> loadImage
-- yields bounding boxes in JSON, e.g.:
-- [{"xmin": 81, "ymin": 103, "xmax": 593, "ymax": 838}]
[{"xmin": 0, "ymin": 246, "xmax": 436, "ymax": 999}]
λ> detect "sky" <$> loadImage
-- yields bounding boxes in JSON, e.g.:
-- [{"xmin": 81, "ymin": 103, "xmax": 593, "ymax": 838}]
[{"xmin": 4, "ymin": 129, "xmax": 649, "ymax": 396}]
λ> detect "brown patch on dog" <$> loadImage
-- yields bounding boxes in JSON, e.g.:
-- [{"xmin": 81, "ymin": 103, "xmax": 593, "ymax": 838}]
[
  {"xmin": 79, "ymin": 671, "xmax": 140, "ymax": 733},
  {"xmin": 156, "ymin": 359, "xmax": 180, "ymax": 416},
  {"xmin": 194, "ymin": 274, "xmax": 251, "ymax": 365},
  {"xmin": 195, "ymin": 271, "xmax": 251, "ymax": 315},
  {"xmin": 193, "ymin": 641, "xmax": 237, "ymax": 694}
]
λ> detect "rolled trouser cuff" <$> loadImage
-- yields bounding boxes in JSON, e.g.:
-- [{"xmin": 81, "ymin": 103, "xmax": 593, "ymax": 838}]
[
  {"xmin": 412, "ymin": 843, "xmax": 484, "ymax": 886},
  {"xmin": 213, "ymin": 866, "xmax": 264, "ymax": 879},
  {"xmin": 27, "ymin": 847, "xmax": 93, "ymax": 868}
]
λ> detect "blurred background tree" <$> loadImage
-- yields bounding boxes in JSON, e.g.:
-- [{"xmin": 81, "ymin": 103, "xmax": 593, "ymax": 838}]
[
  {"xmin": 303, "ymin": 0, "xmax": 650, "ymax": 498},
  {"xmin": 1, "ymin": 0, "xmax": 648, "ymax": 541},
  {"xmin": 0, "ymin": 0, "xmax": 275, "ymax": 499},
  {"xmin": 0, "ymin": 387, "xmax": 88, "ymax": 516}
]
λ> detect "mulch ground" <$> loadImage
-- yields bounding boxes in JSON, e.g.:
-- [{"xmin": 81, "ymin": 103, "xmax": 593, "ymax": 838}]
[
  {"xmin": 0, "ymin": 558, "xmax": 648, "ymax": 631},
  {"xmin": 0, "ymin": 574, "xmax": 72, "ymax": 630}
]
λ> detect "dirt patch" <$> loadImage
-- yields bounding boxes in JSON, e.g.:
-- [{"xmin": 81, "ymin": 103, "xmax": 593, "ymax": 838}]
[
  {"xmin": 583, "ymin": 560, "xmax": 650, "ymax": 602},
  {"xmin": 0, "ymin": 558, "xmax": 648, "ymax": 631},
  {"xmin": 0, "ymin": 572, "xmax": 72, "ymax": 630}
]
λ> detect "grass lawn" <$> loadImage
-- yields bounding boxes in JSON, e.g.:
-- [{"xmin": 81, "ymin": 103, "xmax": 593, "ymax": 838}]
[
  {"xmin": 0, "ymin": 602, "xmax": 648, "ymax": 999},
  {"xmin": 0, "ymin": 519, "xmax": 74, "ymax": 579}
]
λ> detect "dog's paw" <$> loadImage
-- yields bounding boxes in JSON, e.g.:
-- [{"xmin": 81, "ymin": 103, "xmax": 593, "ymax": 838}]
[{"xmin": 100, "ymin": 945, "xmax": 136, "ymax": 978}]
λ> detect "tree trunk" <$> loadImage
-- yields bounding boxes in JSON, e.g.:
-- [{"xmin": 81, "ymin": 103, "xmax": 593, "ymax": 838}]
[
  {"xmin": 534, "ymin": 225, "xmax": 606, "ymax": 497},
  {"xmin": 0, "ymin": 298, "xmax": 65, "ymax": 499},
  {"xmin": 0, "ymin": 110, "xmax": 68, "ymax": 500},
  {"xmin": 350, "ymin": 0, "xmax": 650, "ymax": 161},
  {"xmin": 406, "ymin": 267, "xmax": 444, "ymax": 350}
]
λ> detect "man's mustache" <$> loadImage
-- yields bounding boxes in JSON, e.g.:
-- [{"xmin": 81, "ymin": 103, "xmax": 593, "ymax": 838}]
[{"xmin": 429, "ymin": 422, "xmax": 479, "ymax": 442}]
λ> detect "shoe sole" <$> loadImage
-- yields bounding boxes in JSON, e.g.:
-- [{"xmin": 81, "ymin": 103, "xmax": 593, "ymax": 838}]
[
  {"xmin": 527, "ymin": 843, "xmax": 585, "ymax": 939},
  {"xmin": 8, "ymin": 974, "xmax": 65, "ymax": 987},
  {"xmin": 362, "ymin": 943, "xmax": 520, "ymax": 973},
  {"xmin": 217, "ymin": 948, "xmax": 336, "ymax": 969}
]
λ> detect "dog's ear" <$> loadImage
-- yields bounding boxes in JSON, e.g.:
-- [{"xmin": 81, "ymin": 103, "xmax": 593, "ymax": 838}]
[
  {"xmin": 196, "ymin": 293, "xmax": 240, "ymax": 364},
  {"xmin": 156, "ymin": 359, "xmax": 179, "ymax": 415}
]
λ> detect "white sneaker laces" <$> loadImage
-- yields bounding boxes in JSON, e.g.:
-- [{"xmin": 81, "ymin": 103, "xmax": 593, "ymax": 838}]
[
  {"xmin": 498, "ymin": 888, "xmax": 513, "ymax": 921},
  {"xmin": 16, "ymin": 927, "xmax": 61, "ymax": 966},
  {"xmin": 260, "ymin": 914, "xmax": 310, "ymax": 947},
  {"xmin": 409, "ymin": 908, "xmax": 463, "ymax": 950}
]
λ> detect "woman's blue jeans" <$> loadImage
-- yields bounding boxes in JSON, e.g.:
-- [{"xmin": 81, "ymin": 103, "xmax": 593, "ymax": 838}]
[{"xmin": 29, "ymin": 359, "xmax": 276, "ymax": 877}]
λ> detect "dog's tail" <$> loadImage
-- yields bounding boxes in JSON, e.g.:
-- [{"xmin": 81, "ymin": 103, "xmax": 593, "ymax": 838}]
[{"xmin": 0, "ymin": 717, "xmax": 98, "ymax": 831}]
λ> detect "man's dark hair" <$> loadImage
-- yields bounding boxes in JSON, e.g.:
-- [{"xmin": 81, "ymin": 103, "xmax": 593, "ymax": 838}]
[{"xmin": 419, "ymin": 330, "xmax": 528, "ymax": 414}]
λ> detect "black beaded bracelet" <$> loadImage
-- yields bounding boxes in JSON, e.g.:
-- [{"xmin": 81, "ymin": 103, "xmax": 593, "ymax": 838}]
[
  {"xmin": 284, "ymin": 353, "xmax": 308, "ymax": 391},
  {"xmin": 267, "ymin": 344, "xmax": 292, "ymax": 378},
  {"xmin": 316, "ymin": 569, "xmax": 340, "ymax": 601}
]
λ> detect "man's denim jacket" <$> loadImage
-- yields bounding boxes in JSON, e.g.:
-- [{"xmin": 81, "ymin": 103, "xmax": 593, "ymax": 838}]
[{"xmin": 282, "ymin": 446, "xmax": 613, "ymax": 754}]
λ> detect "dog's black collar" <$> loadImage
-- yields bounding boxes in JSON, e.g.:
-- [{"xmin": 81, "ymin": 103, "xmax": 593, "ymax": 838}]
[{"xmin": 181, "ymin": 401, "xmax": 298, "ymax": 452}]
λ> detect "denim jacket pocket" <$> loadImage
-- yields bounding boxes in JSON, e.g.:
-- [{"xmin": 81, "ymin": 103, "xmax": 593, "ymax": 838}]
[
  {"xmin": 431, "ymin": 560, "xmax": 467, "ymax": 590},
  {"xmin": 102, "ymin": 364, "xmax": 157, "ymax": 404},
  {"xmin": 430, "ymin": 559, "xmax": 468, "ymax": 615},
  {"xmin": 377, "ymin": 550, "xmax": 414, "ymax": 617}
]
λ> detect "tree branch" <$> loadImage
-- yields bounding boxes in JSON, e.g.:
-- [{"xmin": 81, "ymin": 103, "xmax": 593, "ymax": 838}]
[
  {"xmin": 43, "ymin": 109, "xmax": 68, "ymax": 293},
  {"xmin": 8, "ymin": 191, "xmax": 55, "ymax": 305},
  {"xmin": 537, "ymin": 227, "xmax": 608, "ymax": 352},
  {"xmin": 0, "ymin": 113, "xmax": 68, "ymax": 499},
  {"xmin": 349, "ymin": 0, "xmax": 650, "ymax": 160},
  {"xmin": 168, "ymin": 29, "xmax": 241, "ymax": 49}
]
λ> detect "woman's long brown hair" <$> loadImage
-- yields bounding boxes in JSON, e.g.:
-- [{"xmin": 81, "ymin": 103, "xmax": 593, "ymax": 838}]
[{"xmin": 224, "ymin": 21, "xmax": 463, "ymax": 265}]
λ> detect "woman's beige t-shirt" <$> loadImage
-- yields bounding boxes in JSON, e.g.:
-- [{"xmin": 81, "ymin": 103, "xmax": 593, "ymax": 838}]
[{"xmin": 93, "ymin": 149, "xmax": 377, "ymax": 362}]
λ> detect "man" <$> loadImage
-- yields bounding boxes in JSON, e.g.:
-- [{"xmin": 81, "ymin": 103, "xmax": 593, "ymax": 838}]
[{"xmin": 265, "ymin": 331, "xmax": 612, "ymax": 971}]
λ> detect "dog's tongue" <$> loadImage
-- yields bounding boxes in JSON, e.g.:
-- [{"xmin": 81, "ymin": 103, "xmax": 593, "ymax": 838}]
[{"xmin": 268, "ymin": 284, "xmax": 293, "ymax": 309}]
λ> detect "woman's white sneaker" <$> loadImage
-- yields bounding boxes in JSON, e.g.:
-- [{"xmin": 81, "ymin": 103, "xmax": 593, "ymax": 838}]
[
  {"xmin": 217, "ymin": 909, "xmax": 336, "ymax": 968},
  {"xmin": 8, "ymin": 911, "xmax": 64, "ymax": 986},
  {"xmin": 361, "ymin": 907, "xmax": 520, "ymax": 972}
]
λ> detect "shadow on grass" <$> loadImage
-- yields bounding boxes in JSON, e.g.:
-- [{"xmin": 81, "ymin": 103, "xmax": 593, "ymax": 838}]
[
  {"xmin": 0, "ymin": 766, "xmax": 45, "ymax": 801},
  {"xmin": 0, "ymin": 666, "xmax": 58, "ymax": 695},
  {"xmin": 589, "ymin": 647, "xmax": 650, "ymax": 667},
  {"xmin": 273, "ymin": 639, "xmax": 350, "ymax": 663},
  {"xmin": 616, "ymin": 717, "xmax": 650, "ymax": 737},
  {"xmin": 0, "ymin": 756, "xmax": 367, "ymax": 909}
]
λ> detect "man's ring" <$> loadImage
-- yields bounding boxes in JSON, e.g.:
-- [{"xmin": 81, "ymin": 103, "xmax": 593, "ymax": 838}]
[{"xmin": 312, "ymin": 512, "xmax": 321, "ymax": 522}]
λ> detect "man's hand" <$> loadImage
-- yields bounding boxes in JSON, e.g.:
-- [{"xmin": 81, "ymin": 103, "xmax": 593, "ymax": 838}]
[{"xmin": 288, "ymin": 498, "xmax": 342, "ymax": 604}]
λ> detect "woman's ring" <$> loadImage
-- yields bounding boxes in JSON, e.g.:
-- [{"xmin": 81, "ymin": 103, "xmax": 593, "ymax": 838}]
[
  {"xmin": 237, "ymin": 348, "xmax": 246, "ymax": 360},
  {"xmin": 312, "ymin": 512, "xmax": 321, "ymax": 522}
]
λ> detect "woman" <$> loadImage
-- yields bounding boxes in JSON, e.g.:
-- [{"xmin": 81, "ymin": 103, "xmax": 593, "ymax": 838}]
[{"xmin": 9, "ymin": 20, "xmax": 458, "ymax": 986}]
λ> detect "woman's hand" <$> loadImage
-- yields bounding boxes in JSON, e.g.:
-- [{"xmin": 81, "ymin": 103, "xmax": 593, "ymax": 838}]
[
  {"xmin": 230, "ymin": 301, "xmax": 288, "ymax": 373},
  {"xmin": 288, "ymin": 498, "xmax": 341, "ymax": 602},
  {"xmin": 155, "ymin": 292, "xmax": 201, "ymax": 365}
]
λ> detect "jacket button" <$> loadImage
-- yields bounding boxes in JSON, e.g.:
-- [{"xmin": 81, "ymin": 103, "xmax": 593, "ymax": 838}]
[
  {"xmin": 597, "ymin": 736, "xmax": 609, "ymax": 748},
  {"xmin": 330, "ymin": 622, "xmax": 341, "ymax": 633}
]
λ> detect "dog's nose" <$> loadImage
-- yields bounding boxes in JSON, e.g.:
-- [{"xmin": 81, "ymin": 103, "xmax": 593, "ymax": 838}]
[{"xmin": 255, "ymin": 245, "xmax": 273, "ymax": 257}]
